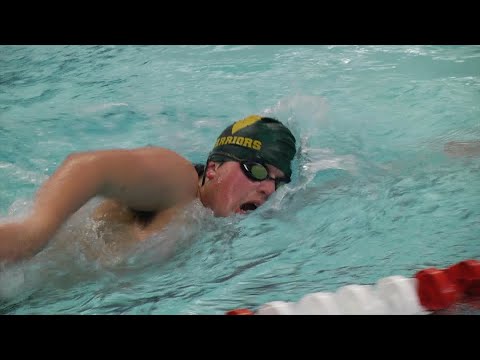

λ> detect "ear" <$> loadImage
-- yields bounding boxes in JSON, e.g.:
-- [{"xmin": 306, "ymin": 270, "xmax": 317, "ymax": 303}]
[{"xmin": 205, "ymin": 161, "xmax": 220, "ymax": 181}]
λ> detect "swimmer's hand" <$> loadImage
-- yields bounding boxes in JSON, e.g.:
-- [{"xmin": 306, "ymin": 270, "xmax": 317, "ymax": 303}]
[{"xmin": 444, "ymin": 141, "xmax": 480, "ymax": 157}]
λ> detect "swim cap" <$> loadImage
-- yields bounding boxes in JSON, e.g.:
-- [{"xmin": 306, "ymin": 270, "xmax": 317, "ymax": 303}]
[{"xmin": 207, "ymin": 115, "xmax": 296, "ymax": 178}]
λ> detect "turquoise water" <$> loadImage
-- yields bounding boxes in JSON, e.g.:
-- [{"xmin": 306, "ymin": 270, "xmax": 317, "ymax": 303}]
[{"xmin": 0, "ymin": 45, "xmax": 479, "ymax": 314}]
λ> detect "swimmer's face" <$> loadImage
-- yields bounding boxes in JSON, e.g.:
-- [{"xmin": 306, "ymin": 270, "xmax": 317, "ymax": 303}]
[{"xmin": 203, "ymin": 160, "xmax": 286, "ymax": 217}]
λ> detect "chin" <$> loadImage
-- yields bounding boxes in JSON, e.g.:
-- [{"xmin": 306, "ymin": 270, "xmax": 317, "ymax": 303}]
[{"xmin": 212, "ymin": 207, "xmax": 234, "ymax": 218}]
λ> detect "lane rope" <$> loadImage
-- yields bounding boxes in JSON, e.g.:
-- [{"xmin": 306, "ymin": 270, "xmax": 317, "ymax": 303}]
[{"xmin": 225, "ymin": 259, "xmax": 480, "ymax": 315}]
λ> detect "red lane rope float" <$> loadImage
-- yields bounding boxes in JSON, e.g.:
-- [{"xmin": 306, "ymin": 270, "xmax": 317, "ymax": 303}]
[
  {"xmin": 225, "ymin": 308, "xmax": 255, "ymax": 315},
  {"xmin": 445, "ymin": 259, "xmax": 480, "ymax": 296},
  {"xmin": 415, "ymin": 268, "xmax": 459, "ymax": 311}
]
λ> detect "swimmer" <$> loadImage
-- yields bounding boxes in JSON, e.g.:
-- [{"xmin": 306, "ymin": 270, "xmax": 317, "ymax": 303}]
[{"xmin": 0, "ymin": 115, "xmax": 297, "ymax": 264}]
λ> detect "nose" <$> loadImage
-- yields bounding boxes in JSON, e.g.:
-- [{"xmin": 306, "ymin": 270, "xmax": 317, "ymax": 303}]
[{"xmin": 257, "ymin": 178, "xmax": 276, "ymax": 197}]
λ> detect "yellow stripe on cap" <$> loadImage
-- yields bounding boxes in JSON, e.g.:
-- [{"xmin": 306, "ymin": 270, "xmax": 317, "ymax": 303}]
[{"xmin": 231, "ymin": 115, "xmax": 262, "ymax": 134}]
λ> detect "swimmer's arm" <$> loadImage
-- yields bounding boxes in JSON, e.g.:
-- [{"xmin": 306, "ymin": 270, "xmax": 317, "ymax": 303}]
[{"xmin": 0, "ymin": 147, "xmax": 198, "ymax": 262}]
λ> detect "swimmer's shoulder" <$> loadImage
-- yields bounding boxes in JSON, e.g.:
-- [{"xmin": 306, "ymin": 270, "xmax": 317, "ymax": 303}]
[{"xmin": 133, "ymin": 145, "xmax": 200, "ymax": 198}]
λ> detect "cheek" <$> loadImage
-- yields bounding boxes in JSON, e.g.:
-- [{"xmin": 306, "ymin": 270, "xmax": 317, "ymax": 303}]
[
  {"xmin": 218, "ymin": 173, "xmax": 242, "ymax": 199},
  {"xmin": 223, "ymin": 169, "xmax": 251, "ymax": 192},
  {"xmin": 209, "ymin": 175, "xmax": 238, "ymax": 216},
  {"xmin": 216, "ymin": 169, "xmax": 251, "ymax": 204}
]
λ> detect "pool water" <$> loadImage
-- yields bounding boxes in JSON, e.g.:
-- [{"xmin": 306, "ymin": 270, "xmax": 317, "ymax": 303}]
[{"xmin": 0, "ymin": 45, "xmax": 479, "ymax": 314}]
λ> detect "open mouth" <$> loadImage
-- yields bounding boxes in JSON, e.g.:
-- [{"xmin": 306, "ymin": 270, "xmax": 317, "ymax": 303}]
[{"xmin": 240, "ymin": 202, "xmax": 258, "ymax": 212}]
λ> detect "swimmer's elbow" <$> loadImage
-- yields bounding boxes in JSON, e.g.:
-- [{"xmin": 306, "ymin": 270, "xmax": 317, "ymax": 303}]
[
  {"xmin": 63, "ymin": 151, "xmax": 92, "ymax": 164},
  {"xmin": 59, "ymin": 151, "xmax": 114, "ymax": 190}
]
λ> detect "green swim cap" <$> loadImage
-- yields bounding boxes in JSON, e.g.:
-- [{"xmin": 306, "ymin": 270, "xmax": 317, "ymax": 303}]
[{"xmin": 208, "ymin": 115, "xmax": 297, "ymax": 178}]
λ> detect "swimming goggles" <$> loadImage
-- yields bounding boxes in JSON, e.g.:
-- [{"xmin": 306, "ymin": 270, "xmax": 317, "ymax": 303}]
[
  {"xmin": 239, "ymin": 160, "xmax": 290, "ymax": 190},
  {"xmin": 203, "ymin": 152, "xmax": 291, "ymax": 189}
]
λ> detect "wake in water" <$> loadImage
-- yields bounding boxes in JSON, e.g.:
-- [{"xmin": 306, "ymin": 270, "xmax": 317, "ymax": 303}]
[
  {"xmin": 262, "ymin": 95, "xmax": 361, "ymax": 209},
  {"xmin": 0, "ymin": 203, "xmax": 216, "ymax": 307}
]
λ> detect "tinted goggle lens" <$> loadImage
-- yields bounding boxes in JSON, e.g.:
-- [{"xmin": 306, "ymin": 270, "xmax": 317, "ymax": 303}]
[
  {"xmin": 249, "ymin": 163, "xmax": 268, "ymax": 180},
  {"xmin": 242, "ymin": 162, "xmax": 290, "ymax": 189}
]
